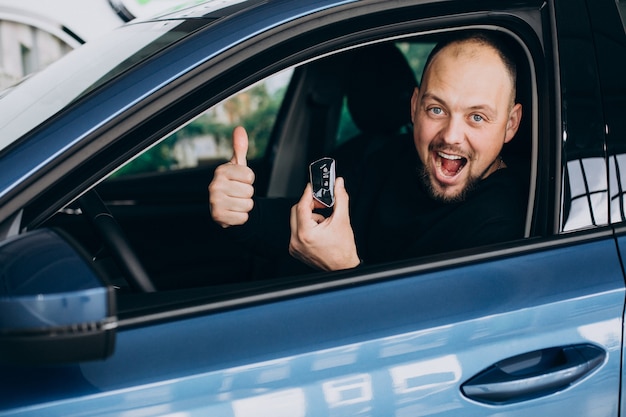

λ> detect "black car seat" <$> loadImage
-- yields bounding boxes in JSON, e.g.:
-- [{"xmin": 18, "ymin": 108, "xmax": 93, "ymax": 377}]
[{"xmin": 332, "ymin": 43, "xmax": 418, "ymax": 179}]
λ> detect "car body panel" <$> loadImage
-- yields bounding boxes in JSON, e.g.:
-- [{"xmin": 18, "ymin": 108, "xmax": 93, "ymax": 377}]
[{"xmin": 2, "ymin": 235, "xmax": 624, "ymax": 415}]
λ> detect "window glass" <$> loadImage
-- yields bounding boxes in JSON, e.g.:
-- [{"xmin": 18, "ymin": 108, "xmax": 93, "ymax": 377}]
[
  {"xmin": 335, "ymin": 41, "xmax": 434, "ymax": 146},
  {"xmin": 0, "ymin": 20, "xmax": 207, "ymax": 152},
  {"xmin": 563, "ymin": 157, "xmax": 609, "ymax": 231},
  {"xmin": 618, "ymin": 0, "xmax": 626, "ymax": 31},
  {"xmin": 614, "ymin": 0, "xmax": 626, "ymax": 222},
  {"xmin": 589, "ymin": 0, "xmax": 626, "ymax": 226},
  {"xmin": 112, "ymin": 68, "xmax": 293, "ymax": 177},
  {"xmin": 609, "ymin": 154, "xmax": 626, "ymax": 223}
]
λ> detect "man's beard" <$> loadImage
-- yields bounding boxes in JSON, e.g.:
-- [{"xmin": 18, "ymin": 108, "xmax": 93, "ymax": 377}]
[
  {"xmin": 417, "ymin": 153, "xmax": 504, "ymax": 203},
  {"xmin": 417, "ymin": 165, "xmax": 481, "ymax": 203}
]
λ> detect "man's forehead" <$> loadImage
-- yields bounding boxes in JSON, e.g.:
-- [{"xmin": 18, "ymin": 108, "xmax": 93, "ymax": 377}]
[
  {"xmin": 423, "ymin": 42, "xmax": 515, "ymax": 104},
  {"xmin": 421, "ymin": 56, "xmax": 513, "ymax": 114},
  {"xmin": 432, "ymin": 40, "xmax": 500, "ymax": 67}
]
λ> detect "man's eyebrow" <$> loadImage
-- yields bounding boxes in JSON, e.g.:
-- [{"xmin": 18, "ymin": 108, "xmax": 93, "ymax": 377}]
[
  {"xmin": 468, "ymin": 104, "xmax": 497, "ymax": 116},
  {"xmin": 420, "ymin": 92, "xmax": 444, "ymax": 104},
  {"xmin": 422, "ymin": 93, "xmax": 498, "ymax": 118}
]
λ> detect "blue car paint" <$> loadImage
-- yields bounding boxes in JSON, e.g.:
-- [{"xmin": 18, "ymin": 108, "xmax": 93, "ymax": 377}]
[{"xmin": 1, "ymin": 236, "xmax": 622, "ymax": 415}]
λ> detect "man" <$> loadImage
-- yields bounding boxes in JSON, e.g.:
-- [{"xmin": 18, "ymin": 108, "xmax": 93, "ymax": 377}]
[{"xmin": 209, "ymin": 31, "xmax": 526, "ymax": 274}]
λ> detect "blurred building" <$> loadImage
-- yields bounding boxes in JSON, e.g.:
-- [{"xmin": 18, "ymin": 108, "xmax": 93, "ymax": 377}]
[{"xmin": 0, "ymin": 0, "xmax": 195, "ymax": 90}]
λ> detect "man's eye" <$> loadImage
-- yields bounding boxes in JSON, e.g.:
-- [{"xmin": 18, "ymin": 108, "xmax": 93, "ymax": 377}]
[
  {"xmin": 429, "ymin": 107, "xmax": 443, "ymax": 115},
  {"xmin": 471, "ymin": 114, "xmax": 484, "ymax": 122}
]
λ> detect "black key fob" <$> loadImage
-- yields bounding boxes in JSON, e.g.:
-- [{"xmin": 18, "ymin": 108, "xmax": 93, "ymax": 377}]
[{"xmin": 309, "ymin": 157, "xmax": 336, "ymax": 207}]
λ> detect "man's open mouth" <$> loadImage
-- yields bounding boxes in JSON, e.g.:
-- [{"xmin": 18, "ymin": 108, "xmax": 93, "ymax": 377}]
[{"xmin": 436, "ymin": 151, "xmax": 467, "ymax": 177}]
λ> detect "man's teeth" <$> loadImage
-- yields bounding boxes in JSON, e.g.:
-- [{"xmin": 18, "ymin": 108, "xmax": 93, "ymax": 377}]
[{"xmin": 438, "ymin": 151, "xmax": 462, "ymax": 160}]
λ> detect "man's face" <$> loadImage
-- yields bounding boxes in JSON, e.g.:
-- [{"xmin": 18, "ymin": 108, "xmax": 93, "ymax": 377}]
[{"xmin": 411, "ymin": 41, "xmax": 522, "ymax": 202}]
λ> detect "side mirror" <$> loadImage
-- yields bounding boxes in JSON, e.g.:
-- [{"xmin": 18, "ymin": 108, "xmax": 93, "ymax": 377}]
[{"xmin": 0, "ymin": 229, "xmax": 116, "ymax": 364}]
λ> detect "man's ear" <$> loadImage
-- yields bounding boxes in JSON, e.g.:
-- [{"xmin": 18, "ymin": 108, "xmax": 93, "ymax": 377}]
[
  {"xmin": 504, "ymin": 103, "xmax": 522, "ymax": 143},
  {"xmin": 410, "ymin": 87, "xmax": 420, "ymax": 124}
]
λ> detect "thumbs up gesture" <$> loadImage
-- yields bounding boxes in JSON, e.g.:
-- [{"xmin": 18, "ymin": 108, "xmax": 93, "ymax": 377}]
[
  {"xmin": 231, "ymin": 125, "xmax": 248, "ymax": 166},
  {"xmin": 208, "ymin": 126, "xmax": 256, "ymax": 228}
]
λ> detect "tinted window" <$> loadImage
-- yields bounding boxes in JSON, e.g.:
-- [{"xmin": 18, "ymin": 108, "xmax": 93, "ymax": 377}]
[
  {"xmin": 610, "ymin": 0, "xmax": 626, "ymax": 222},
  {"xmin": 557, "ymin": 0, "xmax": 609, "ymax": 231},
  {"xmin": 586, "ymin": 0, "xmax": 626, "ymax": 225},
  {"xmin": 618, "ymin": 0, "xmax": 626, "ymax": 30}
]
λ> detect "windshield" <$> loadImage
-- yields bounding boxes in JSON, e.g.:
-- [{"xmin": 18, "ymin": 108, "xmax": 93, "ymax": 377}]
[{"xmin": 0, "ymin": 18, "xmax": 207, "ymax": 152}]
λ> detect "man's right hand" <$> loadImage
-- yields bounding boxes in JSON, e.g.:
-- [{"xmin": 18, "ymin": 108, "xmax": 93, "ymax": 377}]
[{"xmin": 208, "ymin": 126, "xmax": 255, "ymax": 228}]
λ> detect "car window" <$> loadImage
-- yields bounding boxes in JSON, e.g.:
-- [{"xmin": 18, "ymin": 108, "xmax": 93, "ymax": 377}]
[
  {"xmin": 592, "ymin": 0, "xmax": 626, "ymax": 225},
  {"xmin": 563, "ymin": 158, "xmax": 609, "ymax": 231},
  {"xmin": 111, "ymin": 68, "xmax": 293, "ymax": 177},
  {"xmin": 34, "ymin": 25, "xmax": 537, "ymax": 299},
  {"xmin": 618, "ymin": 0, "xmax": 626, "ymax": 30}
]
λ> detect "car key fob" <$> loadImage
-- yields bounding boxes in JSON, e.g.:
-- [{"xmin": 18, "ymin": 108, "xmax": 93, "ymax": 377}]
[{"xmin": 309, "ymin": 157, "xmax": 336, "ymax": 207}]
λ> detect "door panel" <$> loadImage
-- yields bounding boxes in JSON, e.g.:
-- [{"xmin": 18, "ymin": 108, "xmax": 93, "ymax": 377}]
[
  {"xmin": 613, "ymin": 232, "xmax": 626, "ymax": 417},
  {"xmin": 2, "ymin": 235, "xmax": 622, "ymax": 416}
]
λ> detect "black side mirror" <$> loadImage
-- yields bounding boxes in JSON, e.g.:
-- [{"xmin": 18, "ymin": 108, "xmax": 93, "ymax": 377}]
[{"xmin": 0, "ymin": 229, "xmax": 116, "ymax": 364}]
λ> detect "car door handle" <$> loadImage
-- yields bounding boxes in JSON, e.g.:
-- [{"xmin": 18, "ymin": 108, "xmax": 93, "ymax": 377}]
[{"xmin": 461, "ymin": 344, "xmax": 605, "ymax": 404}]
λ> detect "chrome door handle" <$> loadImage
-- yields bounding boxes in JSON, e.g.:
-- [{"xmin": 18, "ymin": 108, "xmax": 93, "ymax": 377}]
[{"xmin": 461, "ymin": 344, "xmax": 605, "ymax": 404}]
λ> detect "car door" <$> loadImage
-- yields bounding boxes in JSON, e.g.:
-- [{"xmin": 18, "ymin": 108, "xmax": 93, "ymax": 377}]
[
  {"xmin": 586, "ymin": 0, "xmax": 626, "ymax": 413},
  {"xmin": 1, "ymin": 0, "xmax": 625, "ymax": 416},
  {"xmin": 1, "ymin": 238, "xmax": 622, "ymax": 416}
]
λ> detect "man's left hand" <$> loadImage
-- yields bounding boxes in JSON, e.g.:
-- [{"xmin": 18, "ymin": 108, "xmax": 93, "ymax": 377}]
[{"xmin": 289, "ymin": 177, "xmax": 361, "ymax": 271}]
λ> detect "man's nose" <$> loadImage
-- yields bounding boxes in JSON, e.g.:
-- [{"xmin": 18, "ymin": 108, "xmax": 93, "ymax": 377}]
[{"xmin": 441, "ymin": 115, "xmax": 465, "ymax": 145}]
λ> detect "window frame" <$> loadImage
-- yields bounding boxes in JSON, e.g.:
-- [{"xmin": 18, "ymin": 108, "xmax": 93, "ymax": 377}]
[{"xmin": 104, "ymin": 6, "xmax": 551, "ymax": 323}]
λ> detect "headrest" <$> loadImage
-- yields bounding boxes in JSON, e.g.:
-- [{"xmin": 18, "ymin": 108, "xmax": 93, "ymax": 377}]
[{"xmin": 346, "ymin": 44, "xmax": 418, "ymax": 135}]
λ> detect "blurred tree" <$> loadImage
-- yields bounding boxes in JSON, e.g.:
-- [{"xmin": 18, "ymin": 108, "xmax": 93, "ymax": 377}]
[{"xmin": 112, "ymin": 79, "xmax": 288, "ymax": 177}]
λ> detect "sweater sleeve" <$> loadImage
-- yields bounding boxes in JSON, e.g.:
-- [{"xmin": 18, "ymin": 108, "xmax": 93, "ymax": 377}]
[{"xmin": 210, "ymin": 196, "xmax": 296, "ymax": 258}]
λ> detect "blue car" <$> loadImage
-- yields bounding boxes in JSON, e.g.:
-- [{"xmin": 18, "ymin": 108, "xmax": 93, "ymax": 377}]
[{"xmin": 1, "ymin": 0, "xmax": 626, "ymax": 415}]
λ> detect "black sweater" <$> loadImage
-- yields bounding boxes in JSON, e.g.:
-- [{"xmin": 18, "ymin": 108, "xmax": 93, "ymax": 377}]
[{"xmin": 217, "ymin": 134, "xmax": 527, "ymax": 274}]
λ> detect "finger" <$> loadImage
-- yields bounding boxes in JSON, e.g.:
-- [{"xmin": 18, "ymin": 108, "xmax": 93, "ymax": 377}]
[
  {"xmin": 209, "ymin": 194, "xmax": 254, "ymax": 227},
  {"xmin": 298, "ymin": 182, "xmax": 314, "ymax": 208},
  {"xmin": 330, "ymin": 177, "xmax": 350, "ymax": 219},
  {"xmin": 224, "ymin": 163, "xmax": 256, "ymax": 185},
  {"xmin": 292, "ymin": 184, "xmax": 315, "ymax": 231},
  {"xmin": 290, "ymin": 203, "xmax": 298, "ymax": 237},
  {"xmin": 222, "ymin": 179, "xmax": 255, "ymax": 199},
  {"xmin": 231, "ymin": 126, "xmax": 249, "ymax": 166},
  {"xmin": 209, "ymin": 166, "xmax": 255, "ymax": 196},
  {"xmin": 311, "ymin": 213, "xmax": 326, "ymax": 224},
  {"xmin": 215, "ymin": 210, "xmax": 250, "ymax": 228}
]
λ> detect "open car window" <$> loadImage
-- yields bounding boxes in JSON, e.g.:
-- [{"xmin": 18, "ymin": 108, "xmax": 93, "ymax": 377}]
[
  {"xmin": 71, "ymin": 30, "xmax": 537, "ymax": 311},
  {"xmin": 111, "ymin": 68, "xmax": 294, "ymax": 177}
]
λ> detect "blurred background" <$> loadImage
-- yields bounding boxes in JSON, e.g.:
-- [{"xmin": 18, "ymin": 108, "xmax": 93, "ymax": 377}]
[{"xmin": 0, "ymin": 0, "xmax": 200, "ymax": 90}]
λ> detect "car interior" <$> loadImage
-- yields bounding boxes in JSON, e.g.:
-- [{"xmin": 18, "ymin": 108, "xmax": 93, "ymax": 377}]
[{"xmin": 40, "ymin": 31, "xmax": 536, "ymax": 308}]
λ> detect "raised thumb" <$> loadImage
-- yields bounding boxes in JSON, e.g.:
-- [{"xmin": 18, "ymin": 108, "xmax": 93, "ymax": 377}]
[{"xmin": 231, "ymin": 126, "xmax": 249, "ymax": 166}]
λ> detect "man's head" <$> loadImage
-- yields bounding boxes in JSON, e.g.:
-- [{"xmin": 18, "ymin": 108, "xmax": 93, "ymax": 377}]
[{"xmin": 411, "ymin": 31, "xmax": 523, "ymax": 203}]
